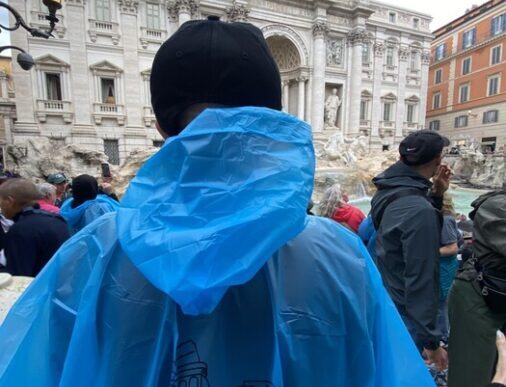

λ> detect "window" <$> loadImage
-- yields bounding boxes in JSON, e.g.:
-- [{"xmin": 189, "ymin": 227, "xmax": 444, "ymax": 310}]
[
  {"xmin": 491, "ymin": 13, "xmax": 506, "ymax": 36},
  {"xmin": 96, "ymin": 0, "xmax": 111, "ymax": 22},
  {"xmin": 153, "ymin": 140, "xmax": 164, "ymax": 147},
  {"xmin": 488, "ymin": 75, "xmax": 500, "ymax": 96},
  {"xmin": 462, "ymin": 57, "xmax": 471, "ymax": 75},
  {"xmin": 383, "ymin": 103, "xmax": 393, "ymax": 121},
  {"xmin": 386, "ymin": 47, "xmax": 394, "ymax": 66},
  {"xmin": 481, "ymin": 137, "xmax": 497, "ymax": 152},
  {"xmin": 406, "ymin": 104, "xmax": 415, "ymax": 123},
  {"xmin": 491, "ymin": 45, "xmax": 502, "ymax": 65},
  {"xmin": 410, "ymin": 51, "xmax": 418, "ymax": 70},
  {"xmin": 146, "ymin": 2, "xmax": 160, "ymax": 30},
  {"xmin": 429, "ymin": 120, "xmax": 440, "ymax": 131},
  {"xmin": 413, "ymin": 18, "xmax": 419, "ymax": 29},
  {"xmin": 101, "ymin": 78, "xmax": 115, "ymax": 104},
  {"xmin": 483, "ymin": 110, "xmax": 499, "ymax": 123},
  {"xmin": 435, "ymin": 43, "xmax": 446, "ymax": 61},
  {"xmin": 104, "ymin": 139, "xmax": 120, "ymax": 165},
  {"xmin": 462, "ymin": 28, "xmax": 476, "ymax": 49},
  {"xmin": 360, "ymin": 100, "xmax": 368, "ymax": 121},
  {"xmin": 454, "ymin": 115, "xmax": 468, "ymax": 128},
  {"xmin": 435, "ymin": 68, "xmax": 442, "ymax": 84},
  {"xmin": 389, "ymin": 12, "xmax": 396, "ymax": 23},
  {"xmin": 362, "ymin": 43, "xmax": 370, "ymax": 65},
  {"xmin": 459, "ymin": 84, "xmax": 469, "ymax": 103},
  {"xmin": 433, "ymin": 93, "xmax": 441, "ymax": 109},
  {"xmin": 45, "ymin": 73, "xmax": 62, "ymax": 101}
]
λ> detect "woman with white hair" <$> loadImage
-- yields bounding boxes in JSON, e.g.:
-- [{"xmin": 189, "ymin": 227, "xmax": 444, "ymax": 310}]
[
  {"xmin": 37, "ymin": 182, "xmax": 59, "ymax": 214},
  {"xmin": 319, "ymin": 183, "xmax": 365, "ymax": 233}
]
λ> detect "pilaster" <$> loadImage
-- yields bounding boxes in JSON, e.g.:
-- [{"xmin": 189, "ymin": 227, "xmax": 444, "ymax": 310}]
[{"xmin": 310, "ymin": 21, "xmax": 328, "ymax": 132}]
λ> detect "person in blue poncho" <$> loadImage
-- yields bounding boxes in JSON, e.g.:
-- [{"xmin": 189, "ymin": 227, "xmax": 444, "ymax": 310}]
[
  {"xmin": 0, "ymin": 17, "xmax": 435, "ymax": 387},
  {"xmin": 60, "ymin": 174, "xmax": 119, "ymax": 235}
]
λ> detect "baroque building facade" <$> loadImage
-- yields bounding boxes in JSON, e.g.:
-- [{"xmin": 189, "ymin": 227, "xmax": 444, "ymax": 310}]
[{"xmin": 10, "ymin": 0, "xmax": 432, "ymax": 164}]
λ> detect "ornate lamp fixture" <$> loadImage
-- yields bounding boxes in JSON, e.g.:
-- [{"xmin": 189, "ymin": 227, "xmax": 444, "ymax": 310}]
[{"xmin": 0, "ymin": 0, "xmax": 63, "ymax": 70}]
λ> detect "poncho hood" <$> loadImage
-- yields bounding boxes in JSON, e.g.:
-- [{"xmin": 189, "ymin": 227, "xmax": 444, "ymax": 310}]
[{"xmin": 117, "ymin": 107, "xmax": 315, "ymax": 315}]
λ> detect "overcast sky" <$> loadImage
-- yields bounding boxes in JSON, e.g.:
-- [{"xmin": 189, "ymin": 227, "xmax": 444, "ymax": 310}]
[{"xmin": 0, "ymin": 0, "xmax": 489, "ymax": 57}]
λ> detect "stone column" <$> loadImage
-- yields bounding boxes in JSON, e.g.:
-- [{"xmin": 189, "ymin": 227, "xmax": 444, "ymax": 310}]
[
  {"xmin": 282, "ymin": 81, "xmax": 290, "ymax": 113},
  {"xmin": 297, "ymin": 77, "xmax": 306, "ymax": 120},
  {"xmin": 9, "ymin": 0, "xmax": 38, "ymax": 134},
  {"xmin": 371, "ymin": 42, "xmax": 385, "ymax": 147},
  {"xmin": 64, "ymin": 0, "xmax": 95, "ymax": 133},
  {"xmin": 310, "ymin": 22, "xmax": 328, "ymax": 132},
  {"xmin": 177, "ymin": 0, "xmax": 197, "ymax": 26},
  {"xmin": 346, "ymin": 28, "xmax": 366, "ymax": 137},
  {"xmin": 118, "ymin": 1, "xmax": 143, "ymax": 134},
  {"xmin": 396, "ymin": 46, "xmax": 409, "ymax": 140},
  {"xmin": 419, "ymin": 50, "xmax": 431, "ymax": 125}
]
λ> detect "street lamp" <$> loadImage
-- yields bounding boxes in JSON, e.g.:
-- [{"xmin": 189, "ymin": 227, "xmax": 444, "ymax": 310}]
[{"xmin": 0, "ymin": 0, "xmax": 63, "ymax": 70}]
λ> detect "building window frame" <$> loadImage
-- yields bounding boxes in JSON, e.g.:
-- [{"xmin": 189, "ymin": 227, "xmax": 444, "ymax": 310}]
[
  {"xmin": 103, "ymin": 139, "xmax": 120, "ymax": 165},
  {"xmin": 413, "ymin": 18, "xmax": 419, "ymax": 29},
  {"xmin": 459, "ymin": 83, "xmax": 470, "ymax": 103},
  {"xmin": 429, "ymin": 120, "xmax": 440, "ymax": 131},
  {"xmin": 146, "ymin": 2, "xmax": 161, "ymax": 30},
  {"xmin": 95, "ymin": 0, "xmax": 111, "ymax": 22},
  {"xmin": 386, "ymin": 46, "xmax": 395, "ymax": 67},
  {"xmin": 454, "ymin": 115, "xmax": 468, "ymax": 128},
  {"xmin": 483, "ymin": 109, "xmax": 499, "ymax": 124},
  {"xmin": 435, "ymin": 43, "xmax": 446, "ymax": 61},
  {"xmin": 362, "ymin": 42, "xmax": 370, "ymax": 65},
  {"xmin": 490, "ymin": 44, "xmax": 502, "ymax": 66},
  {"xmin": 462, "ymin": 56, "xmax": 472, "ymax": 75},
  {"xmin": 389, "ymin": 12, "xmax": 396, "ymax": 23},
  {"xmin": 462, "ymin": 27, "xmax": 476, "ymax": 50},
  {"xmin": 432, "ymin": 92, "xmax": 441, "ymax": 109},
  {"xmin": 410, "ymin": 50, "xmax": 419, "ymax": 71},
  {"xmin": 491, "ymin": 13, "xmax": 506, "ymax": 37},
  {"xmin": 435, "ymin": 68, "xmax": 443, "ymax": 84},
  {"xmin": 487, "ymin": 74, "xmax": 501, "ymax": 96}
]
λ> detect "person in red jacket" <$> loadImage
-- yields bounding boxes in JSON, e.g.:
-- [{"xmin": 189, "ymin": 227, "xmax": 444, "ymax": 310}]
[{"xmin": 319, "ymin": 184, "xmax": 365, "ymax": 233}]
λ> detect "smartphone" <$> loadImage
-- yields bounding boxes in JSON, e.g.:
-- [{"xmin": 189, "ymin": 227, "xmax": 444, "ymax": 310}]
[{"xmin": 101, "ymin": 163, "xmax": 111, "ymax": 178}]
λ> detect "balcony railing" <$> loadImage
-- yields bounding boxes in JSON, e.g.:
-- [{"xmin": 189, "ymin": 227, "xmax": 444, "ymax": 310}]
[
  {"xmin": 30, "ymin": 11, "xmax": 65, "ymax": 38},
  {"xmin": 93, "ymin": 103, "xmax": 125, "ymax": 125},
  {"xmin": 88, "ymin": 19, "xmax": 120, "ymax": 45},
  {"xmin": 380, "ymin": 120, "xmax": 395, "ymax": 128},
  {"xmin": 140, "ymin": 28, "xmax": 167, "ymax": 49},
  {"xmin": 36, "ymin": 100, "xmax": 73, "ymax": 123},
  {"xmin": 360, "ymin": 120, "xmax": 370, "ymax": 127}
]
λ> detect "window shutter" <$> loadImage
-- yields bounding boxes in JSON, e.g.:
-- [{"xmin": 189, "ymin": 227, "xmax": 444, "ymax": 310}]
[
  {"xmin": 472, "ymin": 28, "xmax": 477, "ymax": 45},
  {"xmin": 454, "ymin": 117, "xmax": 458, "ymax": 127}
]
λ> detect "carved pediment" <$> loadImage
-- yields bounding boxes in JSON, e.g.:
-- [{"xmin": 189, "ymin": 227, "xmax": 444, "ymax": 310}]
[
  {"xmin": 405, "ymin": 94, "xmax": 420, "ymax": 103},
  {"xmin": 90, "ymin": 60, "xmax": 123, "ymax": 73},
  {"xmin": 381, "ymin": 92, "xmax": 397, "ymax": 101},
  {"xmin": 35, "ymin": 54, "xmax": 70, "ymax": 68}
]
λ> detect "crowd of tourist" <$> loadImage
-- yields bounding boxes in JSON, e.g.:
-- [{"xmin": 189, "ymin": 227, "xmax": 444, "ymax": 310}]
[{"xmin": 0, "ymin": 16, "xmax": 504, "ymax": 387}]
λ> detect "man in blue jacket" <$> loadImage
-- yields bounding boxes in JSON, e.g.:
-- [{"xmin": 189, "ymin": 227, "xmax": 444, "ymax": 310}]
[
  {"xmin": 0, "ymin": 18, "xmax": 434, "ymax": 386},
  {"xmin": 371, "ymin": 130, "xmax": 451, "ymax": 371}
]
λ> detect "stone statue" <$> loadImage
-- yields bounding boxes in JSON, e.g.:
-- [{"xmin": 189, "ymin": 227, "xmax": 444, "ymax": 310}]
[{"xmin": 324, "ymin": 88, "xmax": 341, "ymax": 128}]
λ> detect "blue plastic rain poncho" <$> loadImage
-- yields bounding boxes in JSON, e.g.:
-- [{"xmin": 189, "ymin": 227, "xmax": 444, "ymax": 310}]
[
  {"xmin": 60, "ymin": 194, "xmax": 119, "ymax": 234},
  {"xmin": 0, "ymin": 107, "xmax": 435, "ymax": 387}
]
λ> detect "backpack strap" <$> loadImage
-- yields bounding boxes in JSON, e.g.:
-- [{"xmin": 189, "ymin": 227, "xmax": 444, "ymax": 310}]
[{"xmin": 373, "ymin": 188, "xmax": 427, "ymax": 229}]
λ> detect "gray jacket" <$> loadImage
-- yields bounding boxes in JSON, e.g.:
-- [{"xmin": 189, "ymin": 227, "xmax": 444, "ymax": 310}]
[{"xmin": 371, "ymin": 161, "xmax": 443, "ymax": 349}]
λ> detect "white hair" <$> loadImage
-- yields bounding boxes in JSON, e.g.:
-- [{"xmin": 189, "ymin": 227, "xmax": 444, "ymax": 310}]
[
  {"xmin": 37, "ymin": 182, "xmax": 56, "ymax": 199},
  {"xmin": 318, "ymin": 183, "xmax": 343, "ymax": 218}
]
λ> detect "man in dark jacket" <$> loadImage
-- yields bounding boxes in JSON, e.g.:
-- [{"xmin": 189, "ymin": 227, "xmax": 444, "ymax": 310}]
[
  {"xmin": 370, "ymin": 130, "xmax": 451, "ymax": 371},
  {"xmin": 0, "ymin": 178, "xmax": 70, "ymax": 277}
]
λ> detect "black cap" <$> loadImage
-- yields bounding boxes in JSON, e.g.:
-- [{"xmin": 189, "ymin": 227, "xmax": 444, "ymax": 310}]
[
  {"xmin": 150, "ymin": 17, "xmax": 282, "ymax": 136},
  {"xmin": 71, "ymin": 174, "xmax": 98, "ymax": 208},
  {"xmin": 399, "ymin": 130, "xmax": 450, "ymax": 166}
]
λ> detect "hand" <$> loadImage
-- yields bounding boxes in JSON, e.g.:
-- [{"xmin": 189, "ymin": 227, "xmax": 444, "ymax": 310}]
[
  {"xmin": 492, "ymin": 330, "xmax": 506, "ymax": 385},
  {"xmin": 432, "ymin": 164, "xmax": 452, "ymax": 196},
  {"xmin": 101, "ymin": 183, "xmax": 113, "ymax": 195},
  {"xmin": 424, "ymin": 346, "xmax": 448, "ymax": 372}
]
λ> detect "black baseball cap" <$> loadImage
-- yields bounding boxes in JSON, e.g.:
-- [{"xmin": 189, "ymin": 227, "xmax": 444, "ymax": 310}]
[
  {"xmin": 399, "ymin": 130, "xmax": 450, "ymax": 166},
  {"xmin": 150, "ymin": 16, "xmax": 282, "ymax": 137}
]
